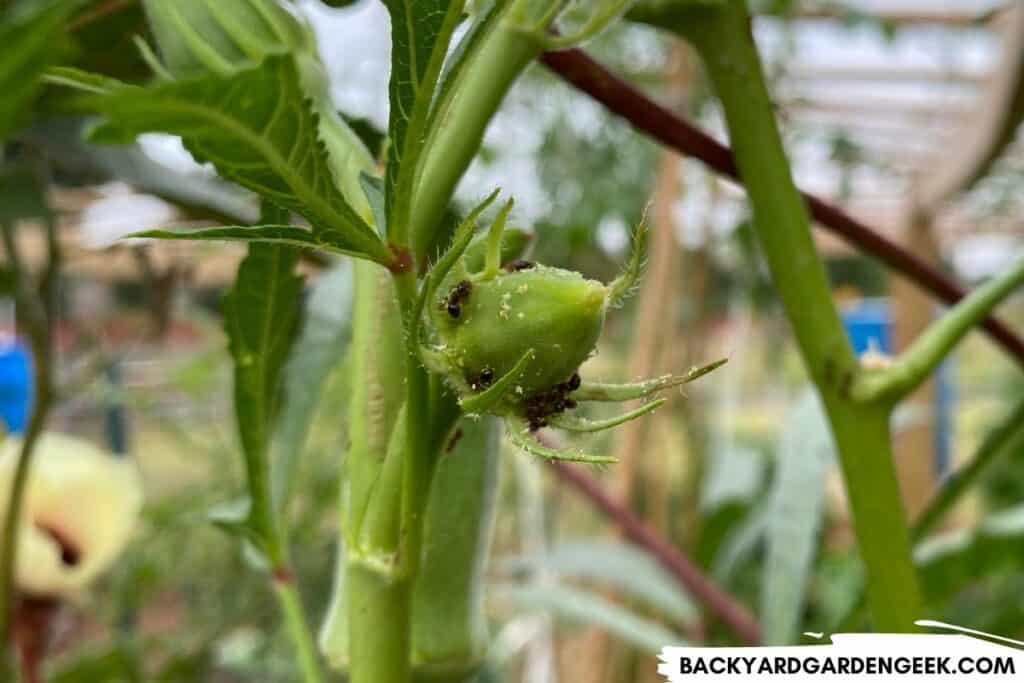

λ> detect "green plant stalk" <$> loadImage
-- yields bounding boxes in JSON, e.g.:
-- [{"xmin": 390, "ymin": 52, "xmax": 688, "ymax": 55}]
[
  {"xmin": 350, "ymin": 268, "xmax": 435, "ymax": 683},
  {"xmin": 0, "ymin": 216, "xmax": 58, "ymax": 669},
  {"xmin": 273, "ymin": 575, "xmax": 325, "ymax": 683},
  {"xmin": 913, "ymin": 394, "xmax": 1024, "ymax": 541},
  {"xmin": 410, "ymin": 10, "xmax": 542, "ymax": 260},
  {"xmin": 0, "ymin": 367, "xmax": 52, "ymax": 665},
  {"xmin": 838, "ymin": 393, "xmax": 1024, "ymax": 632},
  {"xmin": 388, "ymin": 2, "xmax": 468, "ymax": 248},
  {"xmin": 337, "ymin": 8, "xmax": 549, "ymax": 677},
  {"xmin": 343, "ymin": 260, "xmax": 410, "ymax": 683},
  {"xmin": 226, "ymin": 203, "xmax": 324, "ymax": 683},
  {"xmin": 395, "ymin": 271, "xmax": 432, "ymax": 580},
  {"xmin": 260, "ymin": 510, "xmax": 323, "ymax": 683},
  {"xmin": 671, "ymin": 1, "xmax": 922, "ymax": 631},
  {"xmin": 347, "ymin": 562, "xmax": 413, "ymax": 683},
  {"xmin": 852, "ymin": 258, "xmax": 1024, "ymax": 404}
]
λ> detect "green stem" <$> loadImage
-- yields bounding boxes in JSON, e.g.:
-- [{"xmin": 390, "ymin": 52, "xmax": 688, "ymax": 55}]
[
  {"xmin": 410, "ymin": 11, "xmax": 542, "ymax": 260},
  {"xmin": 226, "ymin": 203, "xmax": 323, "ymax": 683},
  {"xmin": 912, "ymin": 395, "xmax": 1024, "ymax": 541},
  {"xmin": 347, "ymin": 563, "xmax": 412, "ymax": 683},
  {"xmin": 395, "ymin": 272, "xmax": 433, "ymax": 583},
  {"xmin": 0, "ymin": 216, "xmax": 57, "ymax": 663},
  {"xmin": 339, "ymin": 262, "xmax": 415, "ymax": 683},
  {"xmin": 836, "ymin": 394, "xmax": 1024, "ymax": 632},
  {"xmin": 0, "ymin": 384, "xmax": 52, "ymax": 657},
  {"xmin": 273, "ymin": 577, "xmax": 324, "ymax": 683},
  {"xmin": 389, "ymin": 3, "xmax": 468, "ymax": 248},
  {"xmin": 852, "ymin": 258, "xmax": 1024, "ymax": 404},
  {"xmin": 673, "ymin": 1, "xmax": 922, "ymax": 631}
]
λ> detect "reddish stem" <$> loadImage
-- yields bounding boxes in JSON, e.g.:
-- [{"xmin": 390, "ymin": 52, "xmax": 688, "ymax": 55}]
[
  {"xmin": 541, "ymin": 48, "xmax": 1024, "ymax": 368},
  {"xmin": 12, "ymin": 597, "xmax": 60, "ymax": 683},
  {"xmin": 550, "ymin": 462, "xmax": 762, "ymax": 645}
]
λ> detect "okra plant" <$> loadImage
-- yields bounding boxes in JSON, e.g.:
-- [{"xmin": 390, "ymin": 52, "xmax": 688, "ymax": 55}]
[
  {"xmin": 46, "ymin": 1, "xmax": 724, "ymax": 681},
  {"xmin": 3, "ymin": 0, "xmax": 1023, "ymax": 681}
]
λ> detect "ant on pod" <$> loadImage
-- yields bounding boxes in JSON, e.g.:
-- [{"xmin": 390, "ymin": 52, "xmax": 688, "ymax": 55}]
[{"xmin": 412, "ymin": 190, "xmax": 726, "ymax": 465}]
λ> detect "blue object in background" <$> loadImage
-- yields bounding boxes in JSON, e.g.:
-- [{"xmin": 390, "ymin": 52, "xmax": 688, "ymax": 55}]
[
  {"xmin": 841, "ymin": 298, "xmax": 953, "ymax": 478},
  {"xmin": 935, "ymin": 357, "xmax": 956, "ymax": 480},
  {"xmin": 841, "ymin": 298, "xmax": 892, "ymax": 355},
  {"xmin": 0, "ymin": 341, "xmax": 33, "ymax": 435}
]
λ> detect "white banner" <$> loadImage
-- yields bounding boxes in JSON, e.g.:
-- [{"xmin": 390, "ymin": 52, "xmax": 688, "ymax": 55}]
[{"xmin": 659, "ymin": 622, "xmax": 1024, "ymax": 682}]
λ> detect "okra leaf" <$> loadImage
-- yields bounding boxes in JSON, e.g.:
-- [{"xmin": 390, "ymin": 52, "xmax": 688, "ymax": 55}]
[
  {"xmin": 43, "ymin": 65, "xmax": 126, "ymax": 95},
  {"xmin": 916, "ymin": 503, "xmax": 1024, "ymax": 603},
  {"xmin": 492, "ymin": 582, "xmax": 687, "ymax": 654},
  {"xmin": 207, "ymin": 498, "xmax": 271, "ymax": 571},
  {"xmin": 223, "ymin": 240, "xmax": 304, "ymax": 543},
  {"xmin": 762, "ymin": 388, "xmax": 831, "ymax": 645},
  {"xmin": 359, "ymin": 171, "xmax": 387, "ymax": 235},
  {"xmin": 82, "ymin": 55, "xmax": 390, "ymax": 264},
  {"xmin": 135, "ymin": 224, "xmax": 360, "ymax": 255},
  {"xmin": 382, "ymin": 0, "xmax": 466, "ymax": 230},
  {"xmin": 271, "ymin": 260, "xmax": 354, "ymax": 509},
  {"xmin": 26, "ymin": 117, "xmax": 259, "ymax": 225},
  {"xmin": 0, "ymin": 0, "xmax": 74, "ymax": 142},
  {"xmin": 501, "ymin": 540, "xmax": 698, "ymax": 627}
]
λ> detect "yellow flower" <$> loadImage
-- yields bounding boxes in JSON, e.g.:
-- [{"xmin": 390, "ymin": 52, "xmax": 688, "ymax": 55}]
[{"xmin": 0, "ymin": 433, "xmax": 143, "ymax": 598}]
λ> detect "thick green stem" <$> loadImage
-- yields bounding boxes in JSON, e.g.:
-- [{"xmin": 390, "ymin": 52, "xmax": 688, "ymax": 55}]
[
  {"xmin": 410, "ymin": 12, "xmax": 542, "ymax": 260},
  {"xmin": 347, "ymin": 563, "xmax": 412, "ymax": 683},
  {"xmin": 341, "ymin": 261, "xmax": 410, "ymax": 683},
  {"xmin": 853, "ymin": 258, "xmax": 1024, "ymax": 404},
  {"xmin": 836, "ymin": 394, "xmax": 1024, "ymax": 632},
  {"xmin": 674, "ymin": 1, "xmax": 922, "ymax": 631}
]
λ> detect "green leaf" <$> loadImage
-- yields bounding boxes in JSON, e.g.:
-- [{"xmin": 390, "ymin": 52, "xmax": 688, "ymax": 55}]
[
  {"xmin": 359, "ymin": 171, "xmax": 386, "ymax": 235},
  {"xmin": 271, "ymin": 260, "xmax": 354, "ymax": 508},
  {"xmin": 0, "ymin": 163, "xmax": 50, "ymax": 223},
  {"xmin": 492, "ymin": 582, "xmax": 686, "ymax": 654},
  {"xmin": 382, "ymin": 0, "xmax": 466, "ymax": 232},
  {"xmin": 0, "ymin": 1, "xmax": 74, "ymax": 141},
  {"xmin": 206, "ymin": 498, "xmax": 270, "ymax": 570},
  {"xmin": 223, "ymin": 239, "xmax": 304, "ymax": 550},
  {"xmin": 26, "ymin": 117, "xmax": 258, "ymax": 224},
  {"xmin": 712, "ymin": 499, "xmax": 768, "ymax": 583},
  {"xmin": 762, "ymin": 388, "xmax": 830, "ymax": 645},
  {"xmin": 43, "ymin": 65, "xmax": 126, "ymax": 95},
  {"xmin": 502, "ymin": 540, "xmax": 697, "ymax": 626},
  {"xmin": 135, "ymin": 224, "xmax": 354, "ymax": 253},
  {"xmin": 917, "ymin": 504, "xmax": 1024, "ymax": 602},
  {"xmin": 83, "ymin": 55, "xmax": 389, "ymax": 263}
]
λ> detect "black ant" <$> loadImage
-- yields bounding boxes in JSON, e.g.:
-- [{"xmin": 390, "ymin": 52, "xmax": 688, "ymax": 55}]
[
  {"xmin": 522, "ymin": 371, "xmax": 582, "ymax": 430},
  {"xmin": 468, "ymin": 367, "xmax": 495, "ymax": 392},
  {"xmin": 504, "ymin": 259, "xmax": 535, "ymax": 272},
  {"xmin": 443, "ymin": 280, "xmax": 473, "ymax": 318}
]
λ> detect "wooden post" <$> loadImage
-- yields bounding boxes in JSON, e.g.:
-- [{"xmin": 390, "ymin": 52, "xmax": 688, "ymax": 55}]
[{"xmin": 890, "ymin": 207, "xmax": 941, "ymax": 517}]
